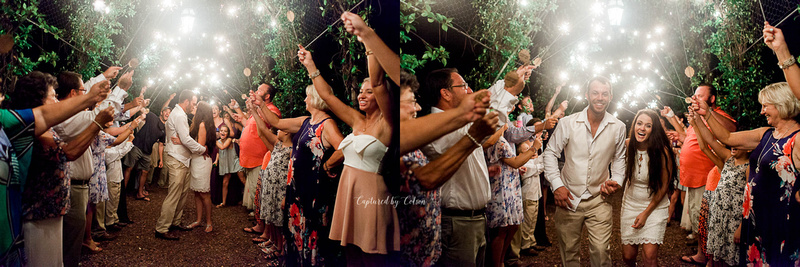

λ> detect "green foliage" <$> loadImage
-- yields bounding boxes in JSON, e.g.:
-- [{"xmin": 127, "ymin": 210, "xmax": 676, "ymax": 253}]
[
  {"xmin": 0, "ymin": 0, "xmax": 63, "ymax": 87},
  {"xmin": 61, "ymin": 0, "xmax": 138, "ymax": 79},
  {"xmin": 701, "ymin": 0, "xmax": 774, "ymax": 130},
  {"xmin": 400, "ymin": 0, "xmax": 452, "ymax": 71},
  {"xmin": 466, "ymin": 0, "xmax": 557, "ymax": 89}
]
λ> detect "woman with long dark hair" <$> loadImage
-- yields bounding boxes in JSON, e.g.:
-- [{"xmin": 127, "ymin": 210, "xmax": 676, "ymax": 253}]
[
  {"xmin": 620, "ymin": 109, "xmax": 675, "ymax": 267},
  {"xmin": 187, "ymin": 101, "xmax": 216, "ymax": 232}
]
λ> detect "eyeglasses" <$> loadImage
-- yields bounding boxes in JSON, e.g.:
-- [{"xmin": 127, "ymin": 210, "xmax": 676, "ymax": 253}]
[
  {"xmin": 401, "ymin": 98, "xmax": 417, "ymax": 106},
  {"xmin": 450, "ymin": 83, "xmax": 468, "ymax": 90}
]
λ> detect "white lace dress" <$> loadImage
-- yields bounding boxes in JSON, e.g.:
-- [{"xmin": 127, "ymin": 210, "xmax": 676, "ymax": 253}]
[{"xmin": 620, "ymin": 150, "xmax": 670, "ymax": 245}]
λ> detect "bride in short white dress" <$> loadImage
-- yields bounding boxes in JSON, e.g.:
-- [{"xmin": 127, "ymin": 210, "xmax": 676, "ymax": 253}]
[{"xmin": 620, "ymin": 150, "xmax": 670, "ymax": 245}]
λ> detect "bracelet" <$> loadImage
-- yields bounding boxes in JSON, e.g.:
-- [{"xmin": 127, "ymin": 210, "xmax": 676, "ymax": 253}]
[
  {"xmin": 665, "ymin": 109, "xmax": 675, "ymax": 118},
  {"xmin": 779, "ymin": 56, "xmax": 796, "ymax": 69},
  {"xmin": 365, "ymin": 50, "xmax": 374, "ymax": 56},
  {"xmin": 465, "ymin": 132, "xmax": 482, "ymax": 147},
  {"xmin": 308, "ymin": 70, "xmax": 321, "ymax": 79},
  {"xmin": 92, "ymin": 119, "xmax": 105, "ymax": 129}
]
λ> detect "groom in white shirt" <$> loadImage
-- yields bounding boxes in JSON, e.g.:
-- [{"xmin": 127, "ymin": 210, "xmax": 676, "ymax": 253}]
[
  {"xmin": 542, "ymin": 77, "xmax": 626, "ymax": 267},
  {"xmin": 154, "ymin": 90, "xmax": 206, "ymax": 240}
]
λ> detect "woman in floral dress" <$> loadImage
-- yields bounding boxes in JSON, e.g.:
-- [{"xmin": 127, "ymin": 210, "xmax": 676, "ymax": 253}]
[
  {"xmin": 483, "ymin": 125, "xmax": 536, "ymax": 267},
  {"xmin": 258, "ymin": 85, "xmax": 344, "ymax": 266},
  {"xmin": 697, "ymin": 82, "xmax": 800, "ymax": 266}
]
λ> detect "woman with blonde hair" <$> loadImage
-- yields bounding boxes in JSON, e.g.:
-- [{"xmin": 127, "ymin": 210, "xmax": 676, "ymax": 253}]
[{"xmin": 692, "ymin": 82, "xmax": 800, "ymax": 266}]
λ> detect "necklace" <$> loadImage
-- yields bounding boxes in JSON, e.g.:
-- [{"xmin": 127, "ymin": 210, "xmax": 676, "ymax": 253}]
[
  {"xmin": 755, "ymin": 125, "xmax": 795, "ymax": 173},
  {"xmin": 361, "ymin": 114, "xmax": 381, "ymax": 132},
  {"xmin": 636, "ymin": 150, "xmax": 645, "ymax": 176}
]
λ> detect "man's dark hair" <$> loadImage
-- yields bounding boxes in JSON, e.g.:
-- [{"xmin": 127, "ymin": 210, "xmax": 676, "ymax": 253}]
[
  {"xmin": 178, "ymin": 89, "xmax": 195, "ymax": 104},
  {"xmin": 401, "ymin": 69, "xmax": 419, "ymax": 93},
  {"xmin": 56, "ymin": 71, "xmax": 83, "ymax": 100},
  {"xmin": 263, "ymin": 83, "xmax": 277, "ymax": 102},
  {"xmin": 698, "ymin": 82, "xmax": 717, "ymax": 105},
  {"xmin": 585, "ymin": 76, "xmax": 612, "ymax": 94},
  {"xmin": 4, "ymin": 71, "xmax": 57, "ymax": 109},
  {"xmin": 424, "ymin": 68, "xmax": 458, "ymax": 107}
]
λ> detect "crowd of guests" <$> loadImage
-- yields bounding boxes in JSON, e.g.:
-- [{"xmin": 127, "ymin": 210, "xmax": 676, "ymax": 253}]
[{"xmin": 0, "ymin": 9, "xmax": 799, "ymax": 267}]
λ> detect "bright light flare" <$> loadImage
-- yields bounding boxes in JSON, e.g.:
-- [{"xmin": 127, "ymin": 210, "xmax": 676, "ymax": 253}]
[
  {"xmin": 559, "ymin": 22, "xmax": 570, "ymax": 34},
  {"xmin": 93, "ymin": 0, "xmax": 107, "ymax": 12},
  {"xmin": 559, "ymin": 71, "xmax": 569, "ymax": 81}
]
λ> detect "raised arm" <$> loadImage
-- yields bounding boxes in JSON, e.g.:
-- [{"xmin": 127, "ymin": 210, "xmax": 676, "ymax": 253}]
[
  {"xmin": 32, "ymin": 79, "xmax": 111, "ymax": 136},
  {"xmin": 692, "ymin": 96, "xmax": 764, "ymax": 150},
  {"xmin": 545, "ymin": 84, "xmax": 563, "ymax": 118},
  {"xmin": 689, "ymin": 108, "xmax": 731, "ymax": 163},
  {"xmin": 58, "ymin": 107, "xmax": 114, "ymax": 160},
  {"xmin": 400, "ymin": 90, "xmax": 491, "ymax": 154},
  {"xmin": 764, "ymin": 22, "xmax": 800, "ymax": 100},
  {"xmin": 341, "ymin": 11, "xmax": 399, "ymax": 84},
  {"xmin": 364, "ymin": 40, "xmax": 393, "ymax": 126},
  {"xmin": 256, "ymin": 101, "xmax": 305, "ymax": 134},
  {"xmin": 252, "ymin": 106, "xmax": 277, "ymax": 151},
  {"xmin": 689, "ymin": 110, "xmax": 725, "ymax": 169},
  {"xmin": 297, "ymin": 46, "xmax": 363, "ymax": 127},
  {"xmin": 161, "ymin": 93, "xmax": 176, "ymax": 111},
  {"xmin": 660, "ymin": 106, "xmax": 686, "ymax": 140}
]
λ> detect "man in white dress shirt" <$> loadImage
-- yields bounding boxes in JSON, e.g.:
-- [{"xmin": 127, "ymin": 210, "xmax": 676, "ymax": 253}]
[
  {"xmin": 421, "ymin": 68, "xmax": 492, "ymax": 267},
  {"xmin": 542, "ymin": 76, "xmax": 626, "ymax": 267},
  {"xmin": 154, "ymin": 90, "xmax": 205, "ymax": 240}
]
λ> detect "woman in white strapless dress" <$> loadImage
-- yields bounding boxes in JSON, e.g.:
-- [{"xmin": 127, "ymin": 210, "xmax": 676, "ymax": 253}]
[
  {"xmin": 187, "ymin": 102, "xmax": 217, "ymax": 233},
  {"xmin": 296, "ymin": 44, "xmax": 398, "ymax": 264},
  {"xmin": 621, "ymin": 110, "xmax": 675, "ymax": 267}
]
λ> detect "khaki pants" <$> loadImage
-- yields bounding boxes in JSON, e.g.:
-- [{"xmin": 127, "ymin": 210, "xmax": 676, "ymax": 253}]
[
  {"xmin": 63, "ymin": 184, "xmax": 88, "ymax": 267},
  {"xmin": 242, "ymin": 167, "xmax": 260, "ymax": 210},
  {"xmin": 104, "ymin": 181, "xmax": 121, "ymax": 226},
  {"xmin": 24, "ymin": 217, "xmax": 63, "ymax": 267},
  {"xmin": 510, "ymin": 199, "xmax": 539, "ymax": 256},
  {"xmin": 155, "ymin": 154, "xmax": 191, "ymax": 233},
  {"xmin": 685, "ymin": 186, "xmax": 704, "ymax": 233},
  {"xmin": 439, "ymin": 214, "xmax": 486, "ymax": 267},
  {"xmin": 554, "ymin": 195, "xmax": 612, "ymax": 267}
]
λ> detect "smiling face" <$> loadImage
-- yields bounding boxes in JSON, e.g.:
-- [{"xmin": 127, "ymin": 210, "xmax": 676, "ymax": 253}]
[
  {"xmin": 586, "ymin": 80, "xmax": 612, "ymax": 115},
  {"xmin": 634, "ymin": 113, "xmax": 653, "ymax": 144},
  {"xmin": 44, "ymin": 85, "xmax": 58, "ymax": 105},
  {"xmin": 447, "ymin": 72, "xmax": 471, "ymax": 108},
  {"xmin": 760, "ymin": 103, "xmax": 781, "ymax": 126},
  {"xmin": 357, "ymin": 83, "xmax": 378, "ymax": 113},
  {"xmin": 219, "ymin": 126, "xmax": 229, "ymax": 139},
  {"xmin": 212, "ymin": 105, "xmax": 220, "ymax": 118},
  {"xmin": 519, "ymin": 96, "xmax": 534, "ymax": 113},
  {"xmin": 400, "ymin": 87, "xmax": 420, "ymax": 121}
]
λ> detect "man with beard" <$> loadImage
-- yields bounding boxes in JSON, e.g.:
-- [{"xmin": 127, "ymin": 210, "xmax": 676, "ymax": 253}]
[{"xmin": 542, "ymin": 76, "xmax": 626, "ymax": 267}]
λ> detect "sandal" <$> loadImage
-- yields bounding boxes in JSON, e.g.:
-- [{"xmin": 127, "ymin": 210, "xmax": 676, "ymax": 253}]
[
  {"xmin": 82, "ymin": 243, "xmax": 103, "ymax": 254},
  {"xmin": 243, "ymin": 227, "xmax": 263, "ymax": 234},
  {"xmin": 135, "ymin": 196, "xmax": 151, "ymax": 202},
  {"xmin": 216, "ymin": 203, "xmax": 226, "ymax": 208},
  {"xmin": 252, "ymin": 236, "xmax": 270, "ymax": 244},
  {"xmin": 257, "ymin": 240, "xmax": 275, "ymax": 249},
  {"xmin": 186, "ymin": 221, "xmax": 202, "ymax": 230},
  {"xmin": 680, "ymin": 255, "xmax": 706, "ymax": 266},
  {"xmin": 260, "ymin": 244, "xmax": 282, "ymax": 260},
  {"xmin": 265, "ymin": 258, "xmax": 282, "ymax": 267},
  {"xmin": 205, "ymin": 224, "xmax": 213, "ymax": 233}
]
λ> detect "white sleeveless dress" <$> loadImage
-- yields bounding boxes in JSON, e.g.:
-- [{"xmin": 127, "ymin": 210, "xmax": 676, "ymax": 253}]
[
  {"xmin": 620, "ymin": 150, "xmax": 670, "ymax": 245},
  {"xmin": 189, "ymin": 153, "xmax": 213, "ymax": 193}
]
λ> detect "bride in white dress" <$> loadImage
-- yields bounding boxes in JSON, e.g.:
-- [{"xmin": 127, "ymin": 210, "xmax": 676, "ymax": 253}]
[{"xmin": 620, "ymin": 110, "xmax": 675, "ymax": 267}]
